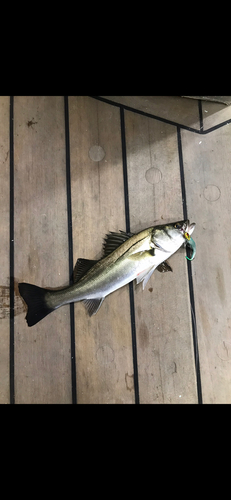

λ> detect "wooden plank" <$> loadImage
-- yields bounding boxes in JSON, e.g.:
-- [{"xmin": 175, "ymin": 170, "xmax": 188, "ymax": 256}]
[
  {"xmin": 14, "ymin": 96, "xmax": 72, "ymax": 403},
  {"xmin": 101, "ymin": 96, "xmax": 200, "ymax": 129},
  {"xmin": 183, "ymin": 96, "xmax": 231, "ymax": 105},
  {"xmin": 182, "ymin": 127, "xmax": 231, "ymax": 403},
  {"xmin": 202, "ymin": 100, "xmax": 231, "ymax": 130},
  {"xmin": 125, "ymin": 110, "xmax": 198, "ymax": 403},
  {"xmin": 0, "ymin": 96, "xmax": 10, "ymax": 403},
  {"xmin": 69, "ymin": 96, "xmax": 135, "ymax": 403}
]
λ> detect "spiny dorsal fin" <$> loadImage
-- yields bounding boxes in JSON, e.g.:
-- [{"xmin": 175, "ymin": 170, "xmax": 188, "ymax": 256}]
[
  {"xmin": 103, "ymin": 230, "xmax": 134, "ymax": 256},
  {"xmin": 83, "ymin": 297, "xmax": 105, "ymax": 316},
  {"xmin": 156, "ymin": 261, "xmax": 173, "ymax": 273},
  {"xmin": 73, "ymin": 258, "xmax": 98, "ymax": 283}
]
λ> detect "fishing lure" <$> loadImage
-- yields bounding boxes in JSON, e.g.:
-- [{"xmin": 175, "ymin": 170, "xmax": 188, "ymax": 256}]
[{"xmin": 184, "ymin": 232, "xmax": 196, "ymax": 261}]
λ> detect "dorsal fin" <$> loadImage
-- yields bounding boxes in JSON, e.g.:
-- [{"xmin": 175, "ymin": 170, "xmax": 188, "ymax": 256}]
[
  {"xmin": 73, "ymin": 258, "xmax": 98, "ymax": 283},
  {"xmin": 103, "ymin": 230, "xmax": 134, "ymax": 256}
]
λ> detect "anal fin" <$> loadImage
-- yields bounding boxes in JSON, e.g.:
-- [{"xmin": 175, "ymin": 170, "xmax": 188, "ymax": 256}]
[{"xmin": 83, "ymin": 297, "xmax": 105, "ymax": 316}]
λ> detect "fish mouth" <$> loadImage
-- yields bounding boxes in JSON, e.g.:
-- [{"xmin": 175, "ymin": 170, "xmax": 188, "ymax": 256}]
[
  {"xmin": 180, "ymin": 220, "xmax": 196, "ymax": 236},
  {"xmin": 179, "ymin": 220, "xmax": 189, "ymax": 234}
]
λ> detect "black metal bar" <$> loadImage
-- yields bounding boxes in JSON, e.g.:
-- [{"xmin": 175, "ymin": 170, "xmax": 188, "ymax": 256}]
[
  {"xmin": 120, "ymin": 107, "xmax": 140, "ymax": 404},
  {"xmin": 177, "ymin": 126, "xmax": 203, "ymax": 404},
  {"xmin": 202, "ymin": 118, "xmax": 231, "ymax": 134},
  {"xmin": 90, "ymin": 96, "xmax": 202, "ymax": 134},
  {"xmin": 198, "ymin": 99, "xmax": 203, "ymax": 132},
  {"xmin": 9, "ymin": 96, "xmax": 15, "ymax": 404},
  {"xmin": 64, "ymin": 96, "xmax": 77, "ymax": 404},
  {"xmin": 90, "ymin": 96, "xmax": 231, "ymax": 137}
]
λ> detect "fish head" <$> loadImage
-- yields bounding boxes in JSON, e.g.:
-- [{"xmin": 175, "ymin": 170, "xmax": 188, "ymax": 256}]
[{"xmin": 152, "ymin": 220, "xmax": 196, "ymax": 253}]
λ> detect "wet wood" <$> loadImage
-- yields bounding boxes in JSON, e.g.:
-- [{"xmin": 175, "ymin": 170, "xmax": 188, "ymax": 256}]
[
  {"xmin": 125, "ymin": 111, "xmax": 198, "ymax": 403},
  {"xmin": 69, "ymin": 96, "xmax": 134, "ymax": 403},
  {"xmin": 182, "ymin": 127, "xmax": 231, "ymax": 403},
  {"xmin": 0, "ymin": 96, "xmax": 10, "ymax": 403},
  {"xmin": 13, "ymin": 96, "xmax": 72, "ymax": 403}
]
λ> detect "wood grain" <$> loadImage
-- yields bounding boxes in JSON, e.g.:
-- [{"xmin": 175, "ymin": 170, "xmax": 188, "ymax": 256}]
[
  {"xmin": 1, "ymin": 95, "xmax": 231, "ymax": 403},
  {"xmin": 182, "ymin": 127, "xmax": 231, "ymax": 403},
  {"xmin": 125, "ymin": 110, "xmax": 198, "ymax": 403},
  {"xmin": 0, "ymin": 96, "xmax": 10, "ymax": 403},
  {"xmin": 14, "ymin": 96, "xmax": 72, "ymax": 403},
  {"xmin": 101, "ymin": 96, "xmax": 200, "ymax": 129},
  {"xmin": 69, "ymin": 96, "xmax": 135, "ymax": 403},
  {"xmin": 202, "ymin": 100, "xmax": 231, "ymax": 131}
]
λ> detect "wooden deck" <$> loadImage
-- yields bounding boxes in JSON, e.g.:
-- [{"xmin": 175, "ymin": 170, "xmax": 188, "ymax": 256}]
[{"xmin": 1, "ymin": 95, "xmax": 231, "ymax": 403}]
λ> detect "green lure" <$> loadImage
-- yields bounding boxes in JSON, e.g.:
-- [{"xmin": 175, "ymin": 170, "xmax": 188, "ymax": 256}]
[{"xmin": 184, "ymin": 232, "xmax": 196, "ymax": 261}]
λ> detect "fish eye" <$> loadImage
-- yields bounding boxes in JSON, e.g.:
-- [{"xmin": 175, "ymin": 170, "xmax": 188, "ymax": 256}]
[{"xmin": 174, "ymin": 223, "xmax": 181, "ymax": 229}]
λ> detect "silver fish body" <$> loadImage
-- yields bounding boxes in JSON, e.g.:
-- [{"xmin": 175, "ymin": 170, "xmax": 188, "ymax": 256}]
[{"xmin": 19, "ymin": 219, "xmax": 195, "ymax": 326}]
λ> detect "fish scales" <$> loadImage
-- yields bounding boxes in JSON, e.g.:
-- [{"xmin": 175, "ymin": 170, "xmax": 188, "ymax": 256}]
[
  {"xmin": 46, "ymin": 229, "xmax": 154, "ymax": 308},
  {"xmin": 18, "ymin": 220, "xmax": 196, "ymax": 326}
]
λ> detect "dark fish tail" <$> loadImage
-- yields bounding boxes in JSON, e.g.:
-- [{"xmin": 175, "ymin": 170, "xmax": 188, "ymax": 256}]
[{"xmin": 18, "ymin": 283, "xmax": 54, "ymax": 327}]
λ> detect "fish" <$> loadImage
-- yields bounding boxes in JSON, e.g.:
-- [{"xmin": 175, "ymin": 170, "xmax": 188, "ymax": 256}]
[{"xmin": 18, "ymin": 219, "xmax": 195, "ymax": 327}]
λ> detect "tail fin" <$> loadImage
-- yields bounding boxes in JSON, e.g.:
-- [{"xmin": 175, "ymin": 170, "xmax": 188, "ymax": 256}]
[{"xmin": 18, "ymin": 283, "xmax": 54, "ymax": 327}]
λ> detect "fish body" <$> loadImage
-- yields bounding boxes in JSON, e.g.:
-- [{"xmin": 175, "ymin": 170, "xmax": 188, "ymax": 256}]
[{"xmin": 19, "ymin": 219, "xmax": 195, "ymax": 326}]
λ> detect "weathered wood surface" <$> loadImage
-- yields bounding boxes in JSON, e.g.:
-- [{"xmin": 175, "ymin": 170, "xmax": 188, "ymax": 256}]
[
  {"xmin": 183, "ymin": 96, "xmax": 231, "ymax": 106},
  {"xmin": 182, "ymin": 126, "xmax": 231, "ymax": 403},
  {"xmin": 14, "ymin": 96, "xmax": 72, "ymax": 404},
  {"xmin": 0, "ymin": 96, "xmax": 10, "ymax": 403},
  {"xmin": 69, "ymin": 97, "xmax": 134, "ymax": 403},
  {"xmin": 125, "ymin": 111, "xmax": 197, "ymax": 403},
  {"xmin": 201, "ymin": 99, "xmax": 231, "ymax": 130},
  {"xmin": 101, "ymin": 96, "xmax": 200, "ymax": 129},
  {"xmin": 1, "ymin": 95, "xmax": 231, "ymax": 403}
]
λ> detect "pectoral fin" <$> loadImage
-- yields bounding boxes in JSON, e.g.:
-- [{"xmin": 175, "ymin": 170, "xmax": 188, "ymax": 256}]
[
  {"xmin": 136, "ymin": 259, "xmax": 172, "ymax": 289},
  {"xmin": 136, "ymin": 266, "xmax": 156, "ymax": 289},
  {"xmin": 156, "ymin": 261, "xmax": 173, "ymax": 273}
]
